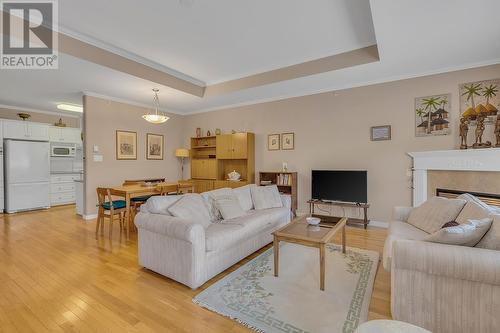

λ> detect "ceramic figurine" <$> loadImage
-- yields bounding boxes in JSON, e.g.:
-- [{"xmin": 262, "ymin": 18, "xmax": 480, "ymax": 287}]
[
  {"xmin": 495, "ymin": 116, "xmax": 500, "ymax": 147},
  {"xmin": 472, "ymin": 115, "xmax": 492, "ymax": 148},
  {"xmin": 207, "ymin": 130, "xmax": 211, "ymax": 136},
  {"xmin": 459, "ymin": 117, "xmax": 469, "ymax": 149},
  {"xmin": 196, "ymin": 127, "xmax": 201, "ymax": 137}
]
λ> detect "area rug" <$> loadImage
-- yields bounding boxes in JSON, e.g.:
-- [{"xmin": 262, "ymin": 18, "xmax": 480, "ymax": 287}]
[{"xmin": 193, "ymin": 243, "xmax": 379, "ymax": 333}]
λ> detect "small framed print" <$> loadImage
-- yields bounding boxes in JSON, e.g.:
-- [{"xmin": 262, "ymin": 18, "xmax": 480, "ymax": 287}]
[
  {"xmin": 146, "ymin": 133, "xmax": 164, "ymax": 160},
  {"xmin": 370, "ymin": 125, "xmax": 391, "ymax": 141},
  {"xmin": 116, "ymin": 130, "xmax": 137, "ymax": 160},
  {"xmin": 281, "ymin": 132, "xmax": 295, "ymax": 150},
  {"xmin": 268, "ymin": 134, "xmax": 280, "ymax": 151}
]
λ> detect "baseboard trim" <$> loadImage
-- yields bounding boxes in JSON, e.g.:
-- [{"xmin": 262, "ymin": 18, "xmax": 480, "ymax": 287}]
[{"xmin": 82, "ymin": 213, "xmax": 97, "ymax": 220}]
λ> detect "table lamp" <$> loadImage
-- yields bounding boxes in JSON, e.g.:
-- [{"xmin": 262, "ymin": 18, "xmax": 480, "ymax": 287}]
[{"xmin": 175, "ymin": 148, "xmax": 190, "ymax": 180}]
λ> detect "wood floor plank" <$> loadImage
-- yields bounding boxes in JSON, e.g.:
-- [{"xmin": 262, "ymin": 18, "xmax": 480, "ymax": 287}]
[{"xmin": 0, "ymin": 205, "xmax": 391, "ymax": 332}]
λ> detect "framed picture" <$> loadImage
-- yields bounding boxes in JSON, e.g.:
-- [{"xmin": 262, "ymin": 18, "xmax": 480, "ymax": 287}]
[
  {"xmin": 370, "ymin": 125, "xmax": 391, "ymax": 141},
  {"xmin": 116, "ymin": 130, "xmax": 137, "ymax": 160},
  {"xmin": 268, "ymin": 134, "xmax": 280, "ymax": 151},
  {"xmin": 459, "ymin": 79, "xmax": 499, "ymax": 125},
  {"xmin": 415, "ymin": 93, "xmax": 451, "ymax": 136},
  {"xmin": 146, "ymin": 133, "xmax": 164, "ymax": 160},
  {"xmin": 281, "ymin": 132, "xmax": 295, "ymax": 150}
]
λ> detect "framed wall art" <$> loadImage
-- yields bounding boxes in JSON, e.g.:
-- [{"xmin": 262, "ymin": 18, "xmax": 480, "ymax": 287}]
[
  {"xmin": 281, "ymin": 133, "xmax": 295, "ymax": 150},
  {"xmin": 268, "ymin": 134, "xmax": 280, "ymax": 151},
  {"xmin": 116, "ymin": 130, "xmax": 137, "ymax": 160},
  {"xmin": 415, "ymin": 93, "xmax": 451, "ymax": 136},
  {"xmin": 370, "ymin": 125, "xmax": 391, "ymax": 141},
  {"xmin": 146, "ymin": 133, "xmax": 164, "ymax": 160}
]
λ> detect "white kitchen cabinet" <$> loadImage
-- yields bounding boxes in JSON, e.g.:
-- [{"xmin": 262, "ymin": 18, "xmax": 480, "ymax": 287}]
[
  {"xmin": 50, "ymin": 173, "xmax": 82, "ymax": 206},
  {"xmin": 3, "ymin": 120, "xmax": 49, "ymax": 141},
  {"xmin": 49, "ymin": 126, "xmax": 82, "ymax": 144}
]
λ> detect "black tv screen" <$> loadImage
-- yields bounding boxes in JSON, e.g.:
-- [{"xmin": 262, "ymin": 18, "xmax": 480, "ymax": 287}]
[{"xmin": 311, "ymin": 170, "xmax": 367, "ymax": 203}]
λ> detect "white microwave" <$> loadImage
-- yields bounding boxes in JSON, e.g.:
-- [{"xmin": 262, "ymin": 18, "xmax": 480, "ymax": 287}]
[{"xmin": 51, "ymin": 144, "xmax": 76, "ymax": 157}]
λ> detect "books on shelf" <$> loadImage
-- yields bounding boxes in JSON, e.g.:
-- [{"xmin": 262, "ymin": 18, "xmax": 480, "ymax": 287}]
[
  {"xmin": 277, "ymin": 173, "xmax": 292, "ymax": 186},
  {"xmin": 260, "ymin": 180, "xmax": 273, "ymax": 185}
]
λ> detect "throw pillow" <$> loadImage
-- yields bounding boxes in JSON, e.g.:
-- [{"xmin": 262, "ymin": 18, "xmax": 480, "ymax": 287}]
[
  {"xmin": 201, "ymin": 188, "xmax": 232, "ymax": 222},
  {"xmin": 232, "ymin": 184, "xmax": 256, "ymax": 211},
  {"xmin": 142, "ymin": 195, "xmax": 181, "ymax": 215},
  {"xmin": 168, "ymin": 194, "xmax": 212, "ymax": 228},
  {"xmin": 424, "ymin": 218, "xmax": 493, "ymax": 247},
  {"xmin": 458, "ymin": 193, "xmax": 500, "ymax": 214},
  {"xmin": 407, "ymin": 196, "xmax": 466, "ymax": 234},
  {"xmin": 475, "ymin": 214, "xmax": 500, "ymax": 250},
  {"xmin": 441, "ymin": 221, "xmax": 459, "ymax": 228},
  {"xmin": 251, "ymin": 185, "xmax": 283, "ymax": 210},
  {"xmin": 215, "ymin": 194, "xmax": 246, "ymax": 220},
  {"xmin": 456, "ymin": 200, "xmax": 492, "ymax": 224}
]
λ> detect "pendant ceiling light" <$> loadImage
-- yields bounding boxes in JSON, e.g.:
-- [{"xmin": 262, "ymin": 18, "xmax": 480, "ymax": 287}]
[{"xmin": 142, "ymin": 88, "xmax": 169, "ymax": 124}]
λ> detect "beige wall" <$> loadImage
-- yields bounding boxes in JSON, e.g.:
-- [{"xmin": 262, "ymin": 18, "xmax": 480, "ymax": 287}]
[
  {"xmin": 0, "ymin": 108, "xmax": 80, "ymax": 127},
  {"xmin": 183, "ymin": 64, "xmax": 500, "ymax": 222},
  {"xmin": 83, "ymin": 95, "xmax": 184, "ymax": 215}
]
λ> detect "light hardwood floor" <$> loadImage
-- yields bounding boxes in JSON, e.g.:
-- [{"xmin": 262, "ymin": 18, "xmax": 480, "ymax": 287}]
[{"xmin": 0, "ymin": 205, "xmax": 391, "ymax": 332}]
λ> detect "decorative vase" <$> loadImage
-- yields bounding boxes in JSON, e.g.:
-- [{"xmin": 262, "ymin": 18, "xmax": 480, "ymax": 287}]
[
  {"xmin": 207, "ymin": 130, "xmax": 211, "ymax": 136},
  {"xmin": 215, "ymin": 128, "xmax": 221, "ymax": 135},
  {"xmin": 196, "ymin": 128, "xmax": 201, "ymax": 137}
]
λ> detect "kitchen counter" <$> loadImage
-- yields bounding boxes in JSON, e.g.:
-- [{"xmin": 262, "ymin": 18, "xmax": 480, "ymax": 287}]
[{"xmin": 51, "ymin": 171, "xmax": 84, "ymax": 175}]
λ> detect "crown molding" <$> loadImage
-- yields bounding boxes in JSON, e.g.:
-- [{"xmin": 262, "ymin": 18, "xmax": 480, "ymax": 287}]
[
  {"xmin": 187, "ymin": 57, "xmax": 500, "ymax": 115},
  {"xmin": 0, "ymin": 103, "xmax": 82, "ymax": 119},
  {"xmin": 59, "ymin": 26, "xmax": 206, "ymax": 87},
  {"xmin": 82, "ymin": 91, "xmax": 187, "ymax": 116}
]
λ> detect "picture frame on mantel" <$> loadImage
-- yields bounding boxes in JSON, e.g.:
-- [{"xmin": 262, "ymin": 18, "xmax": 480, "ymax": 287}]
[
  {"xmin": 370, "ymin": 125, "xmax": 391, "ymax": 141},
  {"xmin": 116, "ymin": 130, "xmax": 137, "ymax": 160},
  {"xmin": 268, "ymin": 134, "xmax": 280, "ymax": 151},
  {"xmin": 146, "ymin": 133, "xmax": 164, "ymax": 160}
]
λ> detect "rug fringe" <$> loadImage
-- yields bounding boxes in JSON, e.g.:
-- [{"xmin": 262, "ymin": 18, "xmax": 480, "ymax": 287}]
[{"xmin": 192, "ymin": 298, "xmax": 267, "ymax": 333}]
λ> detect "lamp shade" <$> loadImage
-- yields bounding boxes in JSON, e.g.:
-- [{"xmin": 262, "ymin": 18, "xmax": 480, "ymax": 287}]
[{"xmin": 175, "ymin": 148, "xmax": 190, "ymax": 158}]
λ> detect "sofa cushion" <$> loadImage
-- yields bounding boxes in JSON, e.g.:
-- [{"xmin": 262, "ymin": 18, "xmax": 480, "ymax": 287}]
[
  {"xmin": 407, "ymin": 196, "xmax": 466, "ymax": 234},
  {"xmin": 476, "ymin": 214, "xmax": 500, "ymax": 250},
  {"xmin": 215, "ymin": 194, "xmax": 246, "ymax": 220},
  {"xmin": 168, "ymin": 194, "xmax": 212, "ymax": 228},
  {"xmin": 142, "ymin": 195, "xmax": 181, "ymax": 215},
  {"xmin": 201, "ymin": 188, "xmax": 232, "ymax": 222},
  {"xmin": 205, "ymin": 207, "xmax": 290, "ymax": 252},
  {"xmin": 382, "ymin": 221, "xmax": 428, "ymax": 271},
  {"xmin": 456, "ymin": 201, "xmax": 491, "ymax": 224},
  {"xmin": 205, "ymin": 223, "xmax": 245, "ymax": 252},
  {"xmin": 251, "ymin": 185, "xmax": 283, "ymax": 210},
  {"xmin": 424, "ymin": 218, "xmax": 493, "ymax": 247},
  {"xmin": 232, "ymin": 184, "xmax": 256, "ymax": 211}
]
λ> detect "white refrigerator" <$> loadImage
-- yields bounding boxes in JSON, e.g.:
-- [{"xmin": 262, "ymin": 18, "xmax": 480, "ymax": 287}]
[{"xmin": 5, "ymin": 140, "xmax": 50, "ymax": 213}]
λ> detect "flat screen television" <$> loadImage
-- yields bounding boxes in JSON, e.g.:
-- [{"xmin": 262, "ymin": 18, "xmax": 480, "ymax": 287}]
[{"xmin": 311, "ymin": 170, "xmax": 367, "ymax": 203}]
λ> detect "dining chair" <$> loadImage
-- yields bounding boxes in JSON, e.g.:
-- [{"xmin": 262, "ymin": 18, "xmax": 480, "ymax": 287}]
[
  {"xmin": 96, "ymin": 187, "xmax": 127, "ymax": 238},
  {"xmin": 177, "ymin": 181, "xmax": 195, "ymax": 194}
]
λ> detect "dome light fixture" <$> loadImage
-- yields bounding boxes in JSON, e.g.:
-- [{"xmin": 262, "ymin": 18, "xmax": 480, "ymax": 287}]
[{"xmin": 142, "ymin": 88, "xmax": 169, "ymax": 124}]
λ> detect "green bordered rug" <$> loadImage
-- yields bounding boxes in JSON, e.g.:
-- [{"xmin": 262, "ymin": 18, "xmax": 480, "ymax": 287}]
[{"xmin": 193, "ymin": 243, "xmax": 379, "ymax": 333}]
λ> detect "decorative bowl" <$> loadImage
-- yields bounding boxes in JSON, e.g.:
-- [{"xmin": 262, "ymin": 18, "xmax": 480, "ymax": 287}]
[
  {"xmin": 228, "ymin": 170, "xmax": 241, "ymax": 181},
  {"xmin": 306, "ymin": 217, "xmax": 321, "ymax": 226}
]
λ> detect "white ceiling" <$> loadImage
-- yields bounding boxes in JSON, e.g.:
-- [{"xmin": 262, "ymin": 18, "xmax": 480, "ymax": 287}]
[{"xmin": 1, "ymin": 0, "xmax": 500, "ymax": 115}]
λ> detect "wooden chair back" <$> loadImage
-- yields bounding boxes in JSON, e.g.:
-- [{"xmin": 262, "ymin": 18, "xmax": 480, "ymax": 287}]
[{"xmin": 96, "ymin": 187, "xmax": 114, "ymax": 212}]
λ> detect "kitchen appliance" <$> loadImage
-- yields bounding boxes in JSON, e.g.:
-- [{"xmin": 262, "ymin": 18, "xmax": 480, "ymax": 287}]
[
  {"xmin": 5, "ymin": 140, "xmax": 50, "ymax": 213},
  {"xmin": 50, "ymin": 143, "xmax": 76, "ymax": 157}
]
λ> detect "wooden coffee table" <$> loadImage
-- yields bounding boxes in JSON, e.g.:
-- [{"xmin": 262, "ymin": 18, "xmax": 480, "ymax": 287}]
[{"xmin": 272, "ymin": 216, "xmax": 347, "ymax": 291}]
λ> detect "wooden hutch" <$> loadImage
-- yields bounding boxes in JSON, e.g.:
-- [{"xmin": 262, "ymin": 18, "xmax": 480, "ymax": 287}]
[{"xmin": 190, "ymin": 133, "xmax": 255, "ymax": 193}]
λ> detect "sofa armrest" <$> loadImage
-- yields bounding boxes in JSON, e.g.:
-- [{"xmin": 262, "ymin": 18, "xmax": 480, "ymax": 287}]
[
  {"xmin": 392, "ymin": 206, "xmax": 413, "ymax": 222},
  {"xmin": 392, "ymin": 240, "xmax": 500, "ymax": 285},
  {"xmin": 280, "ymin": 194, "xmax": 292, "ymax": 210},
  {"xmin": 134, "ymin": 212, "xmax": 205, "ymax": 245}
]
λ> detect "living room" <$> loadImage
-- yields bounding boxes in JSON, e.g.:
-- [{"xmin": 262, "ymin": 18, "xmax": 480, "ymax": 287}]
[{"xmin": 0, "ymin": 1, "xmax": 499, "ymax": 332}]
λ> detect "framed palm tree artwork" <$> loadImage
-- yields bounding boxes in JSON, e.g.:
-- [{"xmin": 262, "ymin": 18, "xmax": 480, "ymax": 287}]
[
  {"xmin": 415, "ymin": 93, "xmax": 451, "ymax": 137},
  {"xmin": 460, "ymin": 79, "xmax": 499, "ymax": 125}
]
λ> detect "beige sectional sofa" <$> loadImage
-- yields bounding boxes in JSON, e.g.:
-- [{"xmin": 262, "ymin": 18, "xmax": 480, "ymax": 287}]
[
  {"xmin": 384, "ymin": 196, "xmax": 500, "ymax": 333},
  {"xmin": 135, "ymin": 184, "xmax": 291, "ymax": 289}
]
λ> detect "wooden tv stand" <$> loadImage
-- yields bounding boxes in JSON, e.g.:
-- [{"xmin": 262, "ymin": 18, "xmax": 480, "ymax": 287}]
[{"xmin": 307, "ymin": 199, "xmax": 370, "ymax": 229}]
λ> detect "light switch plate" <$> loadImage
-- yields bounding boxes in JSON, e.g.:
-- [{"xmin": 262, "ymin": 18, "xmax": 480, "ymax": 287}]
[{"xmin": 93, "ymin": 145, "xmax": 99, "ymax": 153}]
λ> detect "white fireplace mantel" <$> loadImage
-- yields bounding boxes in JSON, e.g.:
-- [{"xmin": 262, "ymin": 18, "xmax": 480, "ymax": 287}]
[{"xmin": 407, "ymin": 148, "xmax": 500, "ymax": 206}]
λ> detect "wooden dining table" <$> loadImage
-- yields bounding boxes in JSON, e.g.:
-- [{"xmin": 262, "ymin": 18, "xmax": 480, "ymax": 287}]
[{"xmin": 109, "ymin": 182, "xmax": 178, "ymax": 239}]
